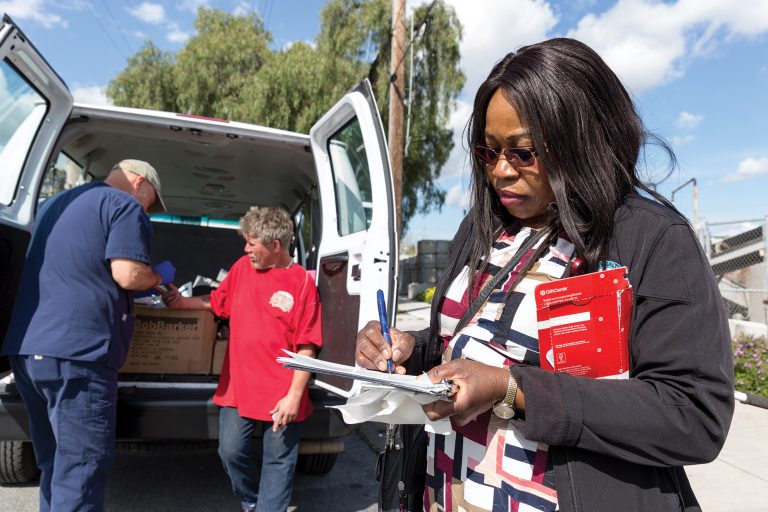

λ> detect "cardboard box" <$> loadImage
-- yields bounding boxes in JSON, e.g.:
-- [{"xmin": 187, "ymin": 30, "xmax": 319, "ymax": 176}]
[
  {"xmin": 211, "ymin": 339, "xmax": 227, "ymax": 375},
  {"xmin": 121, "ymin": 306, "xmax": 217, "ymax": 374}
]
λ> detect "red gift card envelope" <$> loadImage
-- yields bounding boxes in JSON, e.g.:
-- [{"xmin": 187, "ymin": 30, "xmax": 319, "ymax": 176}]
[{"xmin": 535, "ymin": 267, "xmax": 632, "ymax": 379}]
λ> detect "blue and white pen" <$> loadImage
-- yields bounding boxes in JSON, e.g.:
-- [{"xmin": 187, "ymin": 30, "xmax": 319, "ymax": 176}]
[{"xmin": 376, "ymin": 289, "xmax": 393, "ymax": 373}]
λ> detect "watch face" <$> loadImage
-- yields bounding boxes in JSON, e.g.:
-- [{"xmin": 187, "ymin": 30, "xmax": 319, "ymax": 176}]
[{"xmin": 493, "ymin": 403, "xmax": 515, "ymax": 420}]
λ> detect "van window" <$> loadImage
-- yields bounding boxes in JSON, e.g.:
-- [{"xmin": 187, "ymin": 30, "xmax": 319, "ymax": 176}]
[
  {"xmin": 0, "ymin": 59, "xmax": 48, "ymax": 206},
  {"xmin": 151, "ymin": 214, "xmax": 239, "ymax": 229},
  {"xmin": 39, "ymin": 152, "xmax": 88, "ymax": 204},
  {"xmin": 327, "ymin": 118, "xmax": 373, "ymax": 236}
]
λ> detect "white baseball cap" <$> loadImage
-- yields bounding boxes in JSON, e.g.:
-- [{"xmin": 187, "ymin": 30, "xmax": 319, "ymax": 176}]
[{"xmin": 114, "ymin": 159, "xmax": 167, "ymax": 213}]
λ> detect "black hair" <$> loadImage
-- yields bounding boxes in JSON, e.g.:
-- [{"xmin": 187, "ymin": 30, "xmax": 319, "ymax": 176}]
[{"xmin": 465, "ymin": 37, "xmax": 677, "ymax": 298}]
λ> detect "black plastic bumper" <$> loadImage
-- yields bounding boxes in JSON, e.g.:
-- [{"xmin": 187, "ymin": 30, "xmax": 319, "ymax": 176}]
[{"xmin": 0, "ymin": 380, "xmax": 353, "ymax": 442}]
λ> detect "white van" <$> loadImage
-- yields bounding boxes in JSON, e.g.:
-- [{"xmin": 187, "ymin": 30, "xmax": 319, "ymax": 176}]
[{"xmin": 0, "ymin": 15, "xmax": 398, "ymax": 483}]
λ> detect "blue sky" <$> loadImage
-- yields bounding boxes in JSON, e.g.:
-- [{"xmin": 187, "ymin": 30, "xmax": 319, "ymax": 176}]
[{"xmin": 4, "ymin": 0, "xmax": 768, "ymax": 243}]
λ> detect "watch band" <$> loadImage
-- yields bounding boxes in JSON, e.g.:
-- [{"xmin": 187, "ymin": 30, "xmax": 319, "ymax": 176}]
[
  {"xmin": 501, "ymin": 371, "xmax": 518, "ymax": 408},
  {"xmin": 492, "ymin": 370, "xmax": 518, "ymax": 419}
]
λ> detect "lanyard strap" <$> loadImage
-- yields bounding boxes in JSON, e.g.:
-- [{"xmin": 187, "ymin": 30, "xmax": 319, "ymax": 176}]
[{"xmin": 452, "ymin": 227, "xmax": 548, "ymax": 336}]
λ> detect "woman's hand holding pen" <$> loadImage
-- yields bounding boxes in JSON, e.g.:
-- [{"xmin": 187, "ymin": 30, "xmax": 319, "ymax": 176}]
[
  {"xmin": 355, "ymin": 320, "xmax": 415, "ymax": 375},
  {"xmin": 422, "ymin": 359, "xmax": 512, "ymax": 426}
]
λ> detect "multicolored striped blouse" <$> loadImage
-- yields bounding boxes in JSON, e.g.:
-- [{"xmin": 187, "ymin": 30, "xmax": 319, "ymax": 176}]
[{"xmin": 425, "ymin": 224, "xmax": 575, "ymax": 512}]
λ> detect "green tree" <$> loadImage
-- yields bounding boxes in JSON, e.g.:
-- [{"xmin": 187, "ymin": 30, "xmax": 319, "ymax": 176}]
[
  {"xmin": 398, "ymin": 2, "xmax": 464, "ymax": 231},
  {"xmin": 107, "ymin": 1, "xmax": 464, "ymax": 233},
  {"xmin": 173, "ymin": 8, "xmax": 271, "ymax": 118},
  {"xmin": 106, "ymin": 41, "xmax": 178, "ymax": 112},
  {"xmin": 296, "ymin": 0, "xmax": 465, "ymax": 232},
  {"xmin": 239, "ymin": 0, "xmax": 387, "ymax": 132},
  {"xmin": 236, "ymin": 42, "xmax": 332, "ymax": 132}
]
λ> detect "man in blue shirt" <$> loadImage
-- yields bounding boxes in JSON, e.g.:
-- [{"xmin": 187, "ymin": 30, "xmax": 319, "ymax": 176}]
[{"xmin": 2, "ymin": 159, "xmax": 167, "ymax": 511}]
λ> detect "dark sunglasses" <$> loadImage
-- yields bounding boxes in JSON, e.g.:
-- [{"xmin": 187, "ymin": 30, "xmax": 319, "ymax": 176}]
[{"xmin": 473, "ymin": 145, "xmax": 539, "ymax": 167}]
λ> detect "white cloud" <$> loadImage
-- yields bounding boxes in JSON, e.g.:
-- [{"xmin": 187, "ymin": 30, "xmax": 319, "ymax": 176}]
[
  {"xmin": 711, "ymin": 221, "xmax": 759, "ymax": 238},
  {"xmin": 567, "ymin": 1, "xmax": 688, "ymax": 93},
  {"xmin": 433, "ymin": 99, "xmax": 473, "ymax": 180},
  {"xmin": 444, "ymin": 183, "xmax": 470, "ymax": 209},
  {"xmin": 406, "ymin": 0, "xmax": 558, "ymax": 203},
  {"xmin": 671, "ymin": 134, "xmax": 694, "ymax": 146},
  {"xmin": 166, "ymin": 23, "xmax": 191, "ymax": 44},
  {"xmin": 679, "ymin": 0, "xmax": 768, "ymax": 38},
  {"xmin": 58, "ymin": 0, "xmax": 89, "ymax": 10},
  {"xmin": 443, "ymin": 0, "xmax": 558, "ymax": 100},
  {"xmin": 0, "ymin": 0, "xmax": 65, "ymax": 28},
  {"xmin": 723, "ymin": 157, "xmax": 768, "ymax": 182},
  {"xmin": 233, "ymin": 2, "xmax": 250, "ymax": 17},
  {"xmin": 177, "ymin": 0, "xmax": 209, "ymax": 13},
  {"xmin": 128, "ymin": 2, "xmax": 166, "ymax": 24},
  {"xmin": 567, "ymin": 0, "xmax": 768, "ymax": 94},
  {"xmin": 408, "ymin": 0, "xmax": 557, "ymax": 100},
  {"xmin": 71, "ymin": 85, "xmax": 112, "ymax": 106},
  {"xmin": 675, "ymin": 111, "xmax": 703, "ymax": 130}
]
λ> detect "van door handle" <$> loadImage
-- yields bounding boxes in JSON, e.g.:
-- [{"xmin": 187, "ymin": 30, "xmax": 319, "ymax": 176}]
[
  {"xmin": 320, "ymin": 253, "xmax": 348, "ymax": 275},
  {"xmin": 373, "ymin": 257, "xmax": 386, "ymax": 264}
]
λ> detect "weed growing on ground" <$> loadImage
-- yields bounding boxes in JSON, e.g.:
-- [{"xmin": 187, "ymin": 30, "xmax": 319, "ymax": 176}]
[
  {"xmin": 733, "ymin": 335, "xmax": 768, "ymax": 397},
  {"xmin": 417, "ymin": 287, "xmax": 435, "ymax": 304}
]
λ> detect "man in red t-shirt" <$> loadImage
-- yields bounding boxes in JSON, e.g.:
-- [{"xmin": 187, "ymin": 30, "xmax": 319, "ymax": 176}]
[{"xmin": 162, "ymin": 206, "xmax": 322, "ymax": 512}]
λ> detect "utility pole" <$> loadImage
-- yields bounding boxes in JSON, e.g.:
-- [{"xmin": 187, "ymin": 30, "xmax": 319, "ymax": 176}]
[{"xmin": 388, "ymin": 0, "xmax": 406, "ymax": 238}]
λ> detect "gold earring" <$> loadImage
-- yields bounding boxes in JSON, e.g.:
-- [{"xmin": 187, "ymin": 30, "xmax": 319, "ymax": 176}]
[{"xmin": 505, "ymin": 168, "xmax": 512, "ymax": 175}]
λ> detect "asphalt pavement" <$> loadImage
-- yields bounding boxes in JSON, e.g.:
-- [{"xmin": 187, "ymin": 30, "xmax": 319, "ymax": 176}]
[
  {"xmin": 0, "ymin": 422, "xmax": 385, "ymax": 511},
  {"xmin": 395, "ymin": 297, "xmax": 768, "ymax": 511}
]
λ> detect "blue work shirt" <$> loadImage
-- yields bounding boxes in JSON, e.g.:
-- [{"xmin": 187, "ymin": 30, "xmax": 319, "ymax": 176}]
[{"xmin": 2, "ymin": 182, "xmax": 153, "ymax": 369}]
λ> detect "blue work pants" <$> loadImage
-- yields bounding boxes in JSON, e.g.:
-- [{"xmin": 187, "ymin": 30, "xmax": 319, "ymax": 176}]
[
  {"xmin": 217, "ymin": 406, "xmax": 301, "ymax": 512},
  {"xmin": 10, "ymin": 355, "xmax": 117, "ymax": 512}
]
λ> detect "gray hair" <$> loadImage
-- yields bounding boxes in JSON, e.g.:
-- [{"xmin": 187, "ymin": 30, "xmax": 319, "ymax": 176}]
[{"xmin": 239, "ymin": 206, "xmax": 294, "ymax": 248}]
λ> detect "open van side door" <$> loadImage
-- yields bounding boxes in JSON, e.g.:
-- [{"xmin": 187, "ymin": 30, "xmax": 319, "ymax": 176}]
[
  {"xmin": 0, "ymin": 15, "xmax": 73, "ymax": 373},
  {"xmin": 310, "ymin": 79, "xmax": 398, "ymax": 397}
]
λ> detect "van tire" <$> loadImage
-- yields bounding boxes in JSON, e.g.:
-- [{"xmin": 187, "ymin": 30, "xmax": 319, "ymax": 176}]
[
  {"xmin": 296, "ymin": 452, "xmax": 337, "ymax": 475},
  {"xmin": 0, "ymin": 441, "xmax": 40, "ymax": 484}
]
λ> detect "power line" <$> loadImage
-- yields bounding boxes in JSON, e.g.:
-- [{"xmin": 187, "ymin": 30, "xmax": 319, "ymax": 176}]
[
  {"xmin": 99, "ymin": 0, "xmax": 135, "ymax": 55},
  {"xmin": 121, "ymin": 0, "xmax": 149, "ymax": 39},
  {"xmin": 86, "ymin": 2, "xmax": 128, "ymax": 61},
  {"xmin": 391, "ymin": 0, "xmax": 438, "ymax": 82},
  {"xmin": 264, "ymin": 0, "xmax": 275, "ymax": 31}
]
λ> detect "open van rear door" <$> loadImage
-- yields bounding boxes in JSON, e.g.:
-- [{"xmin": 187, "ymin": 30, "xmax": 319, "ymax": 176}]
[
  {"xmin": 0, "ymin": 15, "xmax": 73, "ymax": 373},
  {"xmin": 310, "ymin": 79, "xmax": 397, "ymax": 397}
]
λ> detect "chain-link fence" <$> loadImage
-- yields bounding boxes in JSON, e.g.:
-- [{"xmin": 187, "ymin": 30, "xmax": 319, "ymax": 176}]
[{"xmin": 699, "ymin": 218, "xmax": 767, "ymax": 322}]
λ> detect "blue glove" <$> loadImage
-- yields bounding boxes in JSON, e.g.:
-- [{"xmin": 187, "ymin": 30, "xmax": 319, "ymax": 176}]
[{"xmin": 154, "ymin": 260, "xmax": 176, "ymax": 285}]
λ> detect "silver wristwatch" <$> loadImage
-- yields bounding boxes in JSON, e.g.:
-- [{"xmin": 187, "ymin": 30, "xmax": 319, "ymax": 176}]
[{"xmin": 492, "ymin": 370, "xmax": 518, "ymax": 419}]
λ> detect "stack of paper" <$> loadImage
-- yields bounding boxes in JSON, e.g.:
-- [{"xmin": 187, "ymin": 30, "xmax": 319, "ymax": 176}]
[
  {"xmin": 277, "ymin": 350, "xmax": 454, "ymax": 397},
  {"xmin": 277, "ymin": 350, "xmax": 454, "ymax": 433}
]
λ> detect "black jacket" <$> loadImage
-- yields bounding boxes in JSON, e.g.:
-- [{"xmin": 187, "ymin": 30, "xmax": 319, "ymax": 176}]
[{"xmin": 406, "ymin": 194, "xmax": 734, "ymax": 512}]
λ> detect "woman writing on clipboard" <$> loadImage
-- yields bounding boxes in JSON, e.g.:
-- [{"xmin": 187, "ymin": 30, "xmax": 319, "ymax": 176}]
[{"xmin": 356, "ymin": 38, "xmax": 733, "ymax": 512}]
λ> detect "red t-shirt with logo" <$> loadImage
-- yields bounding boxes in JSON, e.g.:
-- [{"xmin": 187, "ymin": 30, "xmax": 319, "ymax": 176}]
[{"xmin": 210, "ymin": 256, "xmax": 322, "ymax": 421}]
